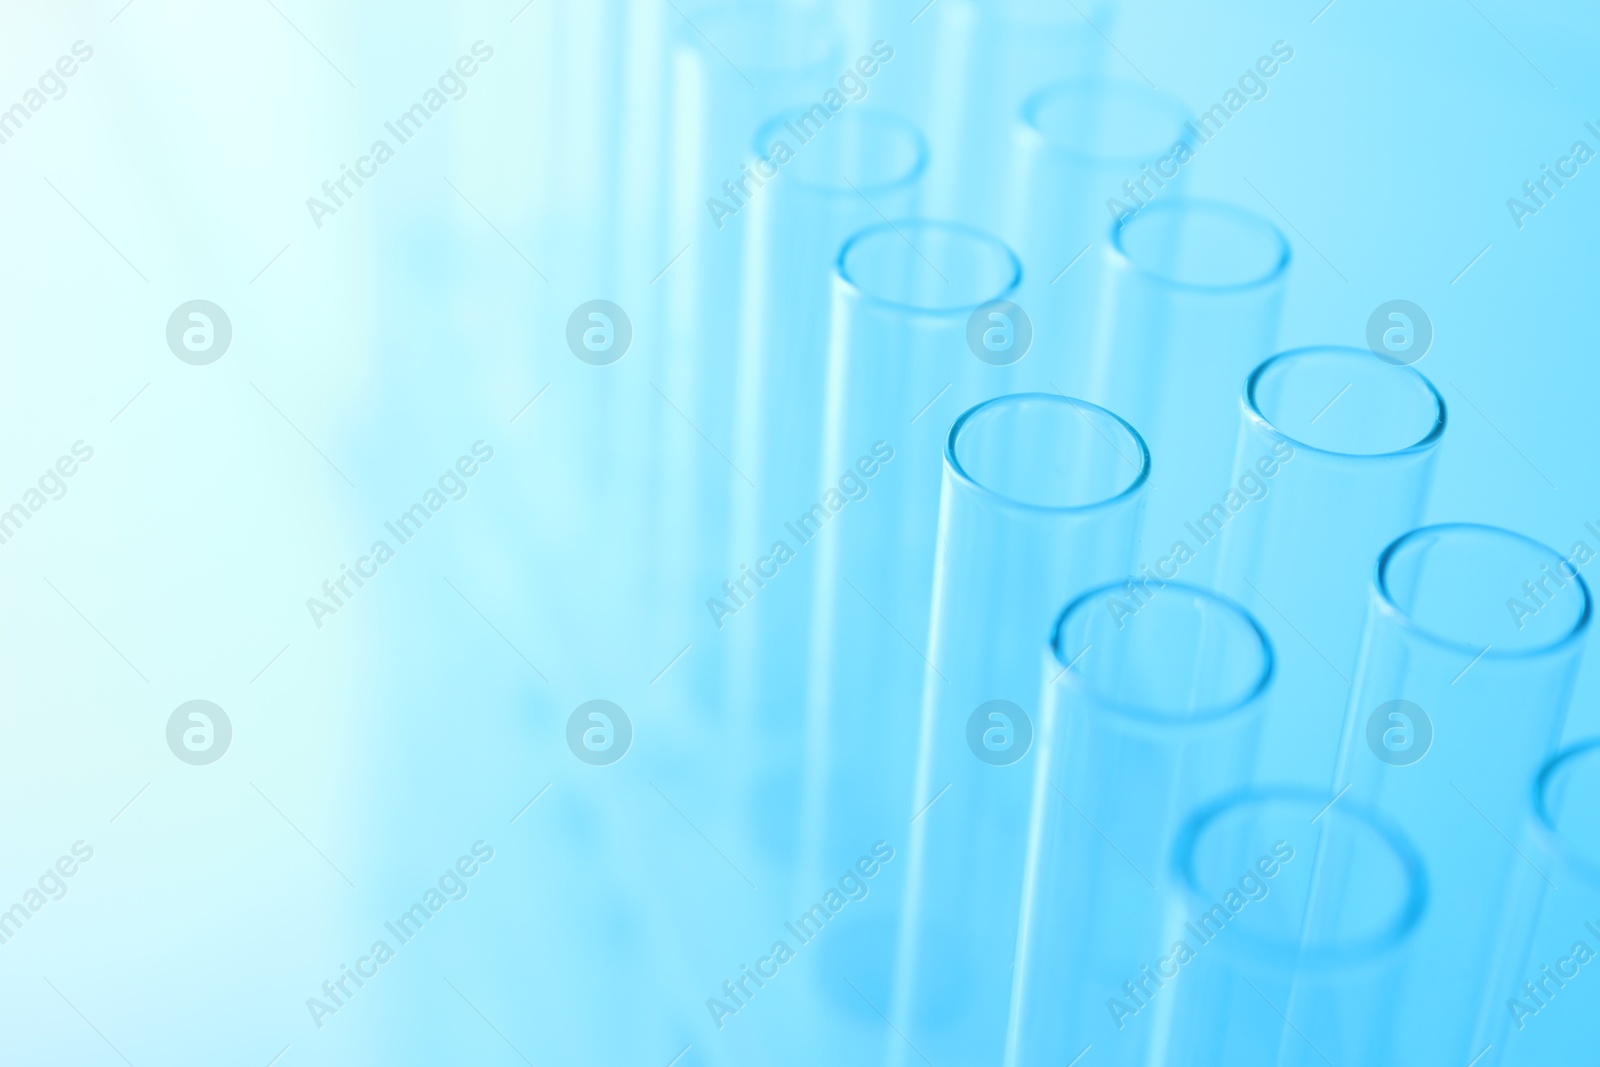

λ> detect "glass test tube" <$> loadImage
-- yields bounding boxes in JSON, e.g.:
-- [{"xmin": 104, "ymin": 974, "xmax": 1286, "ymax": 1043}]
[
  {"xmin": 1211, "ymin": 347, "xmax": 1447, "ymax": 787},
  {"xmin": 881, "ymin": 0, "xmax": 1121, "ymax": 233},
  {"xmin": 799, "ymin": 219, "xmax": 1022, "ymax": 1015},
  {"xmin": 891, "ymin": 394, "xmax": 1150, "ymax": 1066},
  {"xmin": 1002, "ymin": 79, "xmax": 1193, "ymax": 380},
  {"xmin": 1161, "ymin": 789, "xmax": 1429, "ymax": 1066},
  {"xmin": 1087, "ymin": 198, "xmax": 1289, "ymax": 551},
  {"xmin": 1007, "ymin": 582, "xmax": 1275, "ymax": 1067},
  {"xmin": 1330, "ymin": 523, "xmax": 1593, "ymax": 1065},
  {"xmin": 723, "ymin": 108, "xmax": 928, "ymax": 880},
  {"xmin": 1492, "ymin": 741, "xmax": 1600, "ymax": 1064},
  {"xmin": 649, "ymin": 5, "xmax": 845, "ymax": 701}
]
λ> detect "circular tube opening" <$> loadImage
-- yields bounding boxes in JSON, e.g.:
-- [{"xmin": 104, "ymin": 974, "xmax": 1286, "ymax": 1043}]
[
  {"xmin": 1051, "ymin": 581, "xmax": 1273, "ymax": 727},
  {"xmin": 1020, "ymin": 80, "xmax": 1191, "ymax": 166},
  {"xmin": 1111, "ymin": 198, "xmax": 1290, "ymax": 292},
  {"xmin": 1172, "ymin": 788, "xmax": 1427, "ymax": 972},
  {"xmin": 1535, "ymin": 740, "xmax": 1600, "ymax": 888},
  {"xmin": 1377, "ymin": 523, "xmax": 1593, "ymax": 656},
  {"xmin": 838, "ymin": 220, "xmax": 1021, "ymax": 316},
  {"xmin": 948, "ymin": 394, "xmax": 1149, "ymax": 512},
  {"xmin": 1246, "ymin": 346, "xmax": 1446, "ymax": 458},
  {"xmin": 753, "ymin": 109, "xmax": 927, "ymax": 198}
]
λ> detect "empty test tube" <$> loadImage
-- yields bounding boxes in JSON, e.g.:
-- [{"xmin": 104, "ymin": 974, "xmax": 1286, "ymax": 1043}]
[
  {"xmin": 1007, "ymin": 582, "xmax": 1275, "ymax": 1066},
  {"xmin": 892, "ymin": 393, "xmax": 1149, "ymax": 1065}
]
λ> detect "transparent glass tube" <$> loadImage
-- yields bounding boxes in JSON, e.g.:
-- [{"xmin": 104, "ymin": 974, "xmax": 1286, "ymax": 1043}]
[
  {"xmin": 648, "ymin": 6, "xmax": 845, "ymax": 696},
  {"xmin": 891, "ymin": 394, "xmax": 1150, "ymax": 1065},
  {"xmin": 1210, "ymin": 347, "xmax": 1447, "ymax": 788},
  {"xmin": 1002, "ymin": 79, "xmax": 1193, "ymax": 380},
  {"xmin": 860, "ymin": 0, "xmax": 1120, "ymax": 231},
  {"xmin": 799, "ymin": 220, "xmax": 1021, "ymax": 1015},
  {"xmin": 1006, "ymin": 582, "xmax": 1275, "ymax": 1067},
  {"xmin": 1160, "ymin": 789, "xmax": 1429, "ymax": 1066},
  {"xmin": 1330, "ymin": 523, "xmax": 1594, "ymax": 1064},
  {"xmin": 722, "ymin": 108, "xmax": 928, "ymax": 881},
  {"xmin": 1481, "ymin": 740, "xmax": 1600, "ymax": 1065},
  {"xmin": 1087, "ymin": 198, "xmax": 1290, "ymax": 550}
]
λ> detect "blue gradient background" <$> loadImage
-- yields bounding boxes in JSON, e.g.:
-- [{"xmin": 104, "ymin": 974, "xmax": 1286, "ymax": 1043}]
[{"xmin": 1, "ymin": 0, "xmax": 1597, "ymax": 1064}]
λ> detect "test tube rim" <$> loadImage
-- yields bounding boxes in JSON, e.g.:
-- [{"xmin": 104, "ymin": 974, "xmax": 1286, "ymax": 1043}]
[
  {"xmin": 1532, "ymin": 737, "xmax": 1600, "ymax": 889},
  {"xmin": 835, "ymin": 219, "xmax": 1023, "ymax": 319},
  {"xmin": 1017, "ymin": 77, "xmax": 1194, "ymax": 169},
  {"xmin": 1048, "ymin": 579, "xmax": 1276, "ymax": 729},
  {"xmin": 1242, "ymin": 345, "xmax": 1448, "ymax": 462},
  {"xmin": 1170, "ymin": 786, "xmax": 1430, "ymax": 973},
  {"xmin": 751, "ymin": 107, "xmax": 929, "ymax": 199},
  {"xmin": 945, "ymin": 393, "xmax": 1151, "ymax": 516},
  {"xmin": 1108, "ymin": 197, "xmax": 1291, "ymax": 296},
  {"xmin": 1373, "ymin": 522, "xmax": 1594, "ymax": 662}
]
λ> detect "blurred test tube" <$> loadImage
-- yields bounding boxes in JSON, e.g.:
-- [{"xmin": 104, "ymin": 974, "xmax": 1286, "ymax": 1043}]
[
  {"xmin": 1489, "ymin": 740, "xmax": 1600, "ymax": 1064},
  {"xmin": 648, "ymin": 4, "xmax": 845, "ymax": 699},
  {"xmin": 1003, "ymin": 79, "xmax": 1193, "ymax": 375},
  {"xmin": 1212, "ymin": 347, "xmax": 1447, "ymax": 788},
  {"xmin": 1330, "ymin": 523, "xmax": 1592, "ymax": 1064},
  {"xmin": 858, "ymin": 0, "xmax": 1119, "ymax": 232},
  {"xmin": 1007, "ymin": 582, "xmax": 1275, "ymax": 1066},
  {"xmin": 891, "ymin": 393, "xmax": 1149, "ymax": 1064},
  {"xmin": 1161, "ymin": 789, "xmax": 1429, "ymax": 1066},
  {"xmin": 1088, "ymin": 199, "xmax": 1289, "ymax": 554},
  {"xmin": 799, "ymin": 219, "xmax": 1021, "ymax": 1013},
  {"xmin": 724, "ymin": 108, "xmax": 928, "ymax": 878}
]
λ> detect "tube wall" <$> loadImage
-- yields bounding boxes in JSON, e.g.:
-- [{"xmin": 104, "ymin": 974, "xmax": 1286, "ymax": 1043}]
[
  {"xmin": 1212, "ymin": 347, "xmax": 1447, "ymax": 787},
  {"xmin": 1161, "ymin": 789, "xmax": 1429, "ymax": 1066},
  {"xmin": 1006, "ymin": 582, "xmax": 1275, "ymax": 1066},
  {"xmin": 891, "ymin": 394, "xmax": 1149, "ymax": 1065},
  {"xmin": 1330, "ymin": 524, "xmax": 1593, "ymax": 1064},
  {"xmin": 800, "ymin": 220, "xmax": 1023, "ymax": 1017},
  {"xmin": 1087, "ymin": 199, "xmax": 1289, "ymax": 553}
]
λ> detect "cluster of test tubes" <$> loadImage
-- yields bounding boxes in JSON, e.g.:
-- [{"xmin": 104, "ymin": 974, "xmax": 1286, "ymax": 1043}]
[{"xmin": 483, "ymin": 2, "xmax": 1600, "ymax": 1063}]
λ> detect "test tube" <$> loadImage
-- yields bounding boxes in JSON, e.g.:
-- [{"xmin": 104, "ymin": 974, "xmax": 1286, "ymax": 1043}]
[
  {"xmin": 799, "ymin": 219, "xmax": 1021, "ymax": 1014},
  {"xmin": 1002, "ymin": 79, "xmax": 1194, "ymax": 377},
  {"xmin": 891, "ymin": 394, "xmax": 1149, "ymax": 1065},
  {"xmin": 1489, "ymin": 740, "xmax": 1600, "ymax": 1063},
  {"xmin": 1006, "ymin": 581, "xmax": 1275, "ymax": 1067},
  {"xmin": 1330, "ymin": 523, "xmax": 1593, "ymax": 1065},
  {"xmin": 1210, "ymin": 347, "xmax": 1447, "ymax": 787},
  {"xmin": 878, "ymin": 0, "xmax": 1122, "ymax": 232},
  {"xmin": 723, "ymin": 108, "xmax": 928, "ymax": 878},
  {"xmin": 1159, "ymin": 788, "xmax": 1429, "ymax": 1066},
  {"xmin": 1087, "ymin": 198, "xmax": 1289, "ymax": 547},
  {"xmin": 648, "ymin": 4, "xmax": 846, "ymax": 702}
]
